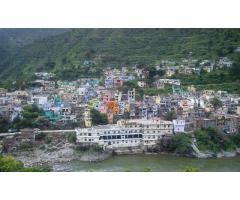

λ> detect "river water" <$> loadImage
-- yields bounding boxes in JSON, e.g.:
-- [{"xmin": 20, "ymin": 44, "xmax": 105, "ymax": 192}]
[{"xmin": 52, "ymin": 154, "xmax": 240, "ymax": 172}]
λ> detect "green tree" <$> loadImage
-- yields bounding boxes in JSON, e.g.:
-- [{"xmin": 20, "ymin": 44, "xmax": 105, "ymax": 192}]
[
  {"xmin": 12, "ymin": 104, "xmax": 49, "ymax": 129},
  {"xmin": 170, "ymin": 134, "xmax": 193, "ymax": 154},
  {"xmin": 90, "ymin": 109, "xmax": 108, "ymax": 125},
  {"xmin": 230, "ymin": 54, "xmax": 240, "ymax": 80},
  {"xmin": 0, "ymin": 115, "xmax": 10, "ymax": 133},
  {"xmin": 66, "ymin": 132, "xmax": 77, "ymax": 144},
  {"xmin": 164, "ymin": 111, "xmax": 177, "ymax": 121},
  {"xmin": 0, "ymin": 156, "xmax": 51, "ymax": 172},
  {"xmin": 0, "ymin": 156, "xmax": 23, "ymax": 172},
  {"xmin": 210, "ymin": 97, "xmax": 223, "ymax": 110}
]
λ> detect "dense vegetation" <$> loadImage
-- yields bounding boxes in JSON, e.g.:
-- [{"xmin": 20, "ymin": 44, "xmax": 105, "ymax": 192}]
[
  {"xmin": 12, "ymin": 104, "xmax": 50, "ymax": 130},
  {"xmin": 0, "ymin": 104, "xmax": 50, "ymax": 133},
  {"xmin": 170, "ymin": 133, "xmax": 193, "ymax": 154},
  {"xmin": 0, "ymin": 156, "xmax": 51, "ymax": 172},
  {"xmin": 194, "ymin": 128, "xmax": 238, "ymax": 152},
  {"xmin": 169, "ymin": 128, "xmax": 240, "ymax": 155},
  {"xmin": 90, "ymin": 109, "xmax": 108, "ymax": 125},
  {"xmin": 0, "ymin": 29, "xmax": 240, "ymax": 83}
]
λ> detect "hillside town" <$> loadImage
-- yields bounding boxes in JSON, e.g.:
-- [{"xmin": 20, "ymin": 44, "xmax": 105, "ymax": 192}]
[{"xmin": 0, "ymin": 56, "xmax": 240, "ymax": 154}]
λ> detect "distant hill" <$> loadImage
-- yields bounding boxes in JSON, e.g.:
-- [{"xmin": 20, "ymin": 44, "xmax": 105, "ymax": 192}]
[
  {"xmin": 0, "ymin": 28, "xmax": 70, "ymax": 73},
  {"xmin": 0, "ymin": 28, "xmax": 240, "ymax": 81}
]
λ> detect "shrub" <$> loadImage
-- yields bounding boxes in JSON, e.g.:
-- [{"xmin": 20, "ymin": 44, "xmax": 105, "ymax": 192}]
[
  {"xmin": 0, "ymin": 156, "xmax": 23, "ymax": 172},
  {"xmin": 0, "ymin": 156, "xmax": 52, "ymax": 172},
  {"xmin": 35, "ymin": 132, "xmax": 47, "ymax": 141},
  {"xmin": 18, "ymin": 142, "xmax": 34, "ymax": 151},
  {"xmin": 170, "ymin": 134, "xmax": 193, "ymax": 154},
  {"xmin": 44, "ymin": 136, "xmax": 52, "ymax": 144},
  {"xmin": 66, "ymin": 132, "xmax": 77, "ymax": 144},
  {"xmin": 143, "ymin": 167, "xmax": 151, "ymax": 172},
  {"xmin": 184, "ymin": 166, "xmax": 199, "ymax": 172}
]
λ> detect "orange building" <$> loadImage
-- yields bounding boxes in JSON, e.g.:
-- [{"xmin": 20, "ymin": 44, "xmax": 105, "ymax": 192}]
[{"xmin": 107, "ymin": 100, "xmax": 119, "ymax": 115}]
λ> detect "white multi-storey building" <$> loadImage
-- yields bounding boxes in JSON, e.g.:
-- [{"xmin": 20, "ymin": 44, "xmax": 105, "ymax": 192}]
[
  {"xmin": 173, "ymin": 119, "xmax": 185, "ymax": 133},
  {"xmin": 76, "ymin": 119, "xmax": 173, "ymax": 149}
]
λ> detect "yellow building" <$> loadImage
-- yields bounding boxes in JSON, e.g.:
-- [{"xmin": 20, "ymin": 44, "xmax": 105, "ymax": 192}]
[
  {"xmin": 125, "ymin": 102, "xmax": 130, "ymax": 112},
  {"xmin": 187, "ymin": 85, "xmax": 196, "ymax": 92},
  {"xmin": 155, "ymin": 95, "xmax": 161, "ymax": 104},
  {"xmin": 84, "ymin": 108, "xmax": 92, "ymax": 127}
]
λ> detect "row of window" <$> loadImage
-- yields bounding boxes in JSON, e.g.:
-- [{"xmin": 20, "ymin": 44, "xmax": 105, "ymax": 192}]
[
  {"xmin": 78, "ymin": 128, "xmax": 173, "ymax": 136},
  {"xmin": 103, "ymin": 130, "xmax": 142, "ymax": 134},
  {"xmin": 145, "ymin": 130, "xmax": 171, "ymax": 134},
  {"xmin": 78, "ymin": 130, "xmax": 142, "ymax": 136},
  {"xmin": 145, "ymin": 125, "xmax": 172, "ymax": 128},
  {"xmin": 99, "ymin": 134, "xmax": 142, "ymax": 140},
  {"xmin": 105, "ymin": 140, "xmax": 141, "ymax": 145}
]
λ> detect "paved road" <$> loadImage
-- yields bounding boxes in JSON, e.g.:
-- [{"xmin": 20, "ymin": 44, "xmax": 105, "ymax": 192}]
[{"xmin": 0, "ymin": 129, "xmax": 76, "ymax": 137}]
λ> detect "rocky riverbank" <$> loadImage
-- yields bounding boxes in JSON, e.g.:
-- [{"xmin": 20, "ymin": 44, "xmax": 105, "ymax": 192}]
[
  {"xmin": 191, "ymin": 142, "xmax": 240, "ymax": 158},
  {"xmin": 6, "ymin": 143, "xmax": 240, "ymax": 168},
  {"xmin": 9, "ymin": 143, "xmax": 111, "ymax": 168}
]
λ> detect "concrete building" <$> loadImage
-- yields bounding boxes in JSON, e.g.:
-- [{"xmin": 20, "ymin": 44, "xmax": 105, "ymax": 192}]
[
  {"xmin": 76, "ymin": 119, "xmax": 173, "ymax": 149},
  {"xmin": 173, "ymin": 119, "xmax": 185, "ymax": 133}
]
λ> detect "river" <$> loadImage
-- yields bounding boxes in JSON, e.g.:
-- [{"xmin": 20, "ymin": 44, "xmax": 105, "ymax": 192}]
[{"xmin": 52, "ymin": 154, "xmax": 240, "ymax": 172}]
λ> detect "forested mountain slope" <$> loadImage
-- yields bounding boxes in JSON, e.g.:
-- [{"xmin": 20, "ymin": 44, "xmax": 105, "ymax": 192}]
[{"xmin": 0, "ymin": 28, "xmax": 240, "ymax": 82}]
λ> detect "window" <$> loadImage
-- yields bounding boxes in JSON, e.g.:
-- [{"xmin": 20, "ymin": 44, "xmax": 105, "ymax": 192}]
[{"xmin": 88, "ymin": 133, "xmax": 91, "ymax": 136}]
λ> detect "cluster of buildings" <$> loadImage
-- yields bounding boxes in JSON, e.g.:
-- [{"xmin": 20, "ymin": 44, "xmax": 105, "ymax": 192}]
[
  {"xmin": 157, "ymin": 56, "xmax": 233, "ymax": 77},
  {"xmin": 0, "ymin": 55, "xmax": 239, "ymax": 151}
]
